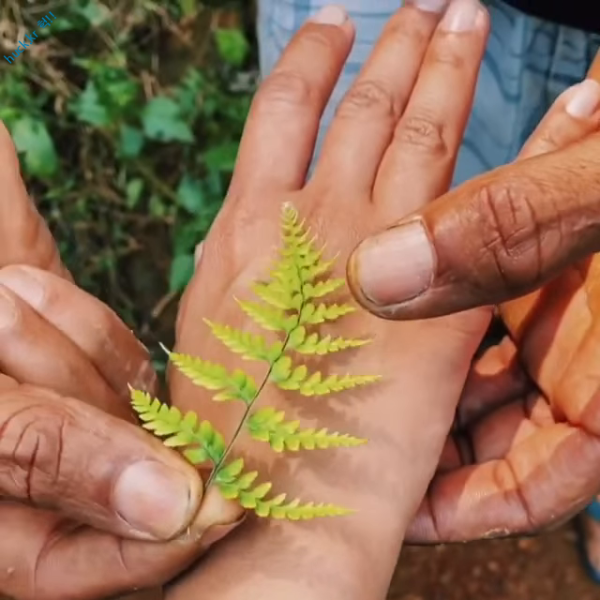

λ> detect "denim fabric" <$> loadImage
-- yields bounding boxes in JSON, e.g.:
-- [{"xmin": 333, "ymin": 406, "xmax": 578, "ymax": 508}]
[{"xmin": 257, "ymin": 0, "xmax": 600, "ymax": 185}]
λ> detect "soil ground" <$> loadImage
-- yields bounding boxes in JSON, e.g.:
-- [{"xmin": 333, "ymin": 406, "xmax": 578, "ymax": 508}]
[{"xmin": 388, "ymin": 524, "xmax": 599, "ymax": 600}]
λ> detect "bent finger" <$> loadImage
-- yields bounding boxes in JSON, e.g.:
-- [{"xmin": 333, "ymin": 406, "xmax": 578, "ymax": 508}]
[
  {"xmin": 0, "ymin": 284, "xmax": 128, "ymax": 416},
  {"xmin": 0, "ymin": 487, "xmax": 243, "ymax": 600},
  {"xmin": 406, "ymin": 424, "xmax": 600, "ymax": 542},
  {"xmin": 0, "ymin": 265, "xmax": 156, "ymax": 398},
  {"xmin": 0, "ymin": 385, "xmax": 202, "ymax": 541}
]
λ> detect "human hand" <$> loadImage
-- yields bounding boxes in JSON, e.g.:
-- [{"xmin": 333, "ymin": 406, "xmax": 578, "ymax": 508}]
[
  {"xmin": 347, "ymin": 57, "xmax": 600, "ymax": 542},
  {"xmin": 0, "ymin": 125, "xmax": 242, "ymax": 600},
  {"xmin": 168, "ymin": 1, "xmax": 492, "ymax": 598}
]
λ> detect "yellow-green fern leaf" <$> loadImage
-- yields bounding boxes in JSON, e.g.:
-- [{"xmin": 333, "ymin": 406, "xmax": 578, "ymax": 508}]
[
  {"xmin": 130, "ymin": 389, "xmax": 225, "ymax": 464},
  {"xmin": 255, "ymin": 495, "xmax": 354, "ymax": 520},
  {"xmin": 248, "ymin": 407, "xmax": 367, "ymax": 452},
  {"xmin": 235, "ymin": 299, "xmax": 295, "ymax": 332},
  {"xmin": 205, "ymin": 320, "xmax": 282, "ymax": 362},
  {"xmin": 303, "ymin": 279, "xmax": 345, "ymax": 300},
  {"xmin": 299, "ymin": 302, "xmax": 356, "ymax": 325},
  {"xmin": 252, "ymin": 281, "xmax": 301, "ymax": 311},
  {"xmin": 299, "ymin": 372, "xmax": 381, "ymax": 396},
  {"xmin": 287, "ymin": 326, "xmax": 370, "ymax": 355},
  {"xmin": 167, "ymin": 350, "xmax": 258, "ymax": 404}
]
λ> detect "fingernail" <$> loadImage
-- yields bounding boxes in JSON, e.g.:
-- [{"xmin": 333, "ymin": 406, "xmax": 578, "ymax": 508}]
[
  {"xmin": 440, "ymin": 0, "xmax": 485, "ymax": 31},
  {"xmin": 566, "ymin": 79, "xmax": 600, "ymax": 118},
  {"xmin": 113, "ymin": 460, "xmax": 194, "ymax": 540},
  {"xmin": 0, "ymin": 267, "xmax": 45, "ymax": 310},
  {"xmin": 199, "ymin": 518, "xmax": 244, "ymax": 548},
  {"xmin": 351, "ymin": 220, "xmax": 435, "ymax": 307},
  {"xmin": 0, "ymin": 287, "xmax": 17, "ymax": 330},
  {"xmin": 408, "ymin": 0, "xmax": 450, "ymax": 13},
  {"xmin": 310, "ymin": 5, "xmax": 347, "ymax": 25}
]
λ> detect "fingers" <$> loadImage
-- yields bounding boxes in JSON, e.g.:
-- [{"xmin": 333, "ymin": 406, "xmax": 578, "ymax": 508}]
[
  {"xmin": 347, "ymin": 79, "xmax": 600, "ymax": 319},
  {"xmin": 374, "ymin": 0, "xmax": 489, "ymax": 216},
  {"xmin": 0, "ymin": 487, "xmax": 243, "ymax": 600},
  {"xmin": 0, "ymin": 122, "xmax": 68, "ymax": 278},
  {"xmin": 457, "ymin": 336, "xmax": 530, "ymax": 426},
  {"xmin": 230, "ymin": 6, "xmax": 354, "ymax": 197},
  {"xmin": 0, "ymin": 265, "xmax": 156, "ymax": 399},
  {"xmin": 407, "ymin": 422, "xmax": 600, "ymax": 543},
  {"xmin": 0, "ymin": 384, "xmax": 203, "ymax": 541},
  {"xmin": 311, "ymin": 0, "xmax": 448, "ymax": 192},
  {"xmin": 0, "ymin": 283, "xmax": 128, "ymax": 417}
]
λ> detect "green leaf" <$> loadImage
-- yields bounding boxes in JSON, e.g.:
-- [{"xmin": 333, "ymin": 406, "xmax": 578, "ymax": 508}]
[
  {"xmin": 11, "ymin": 117, "xmax": 58, "ymax": 179},
  {"xmin": 142, "ymin": 97, "xmax": 194, "ymax": 143},
  {"xmin": 176, "ymin": 174, "xmax": 204, "ymax": 213},
  {"xmin": 119, "ymin": 124, "xmax": 144, "ymax": 158},
  {"xmin": 125, "ymin": 178, "xmax": 144, "ymax": 209},
  {"xmin": 72, "ymin": 81, "xmax": 109, "ymax": 127},
  {"xmin": 214, "ymin": 29, "xmax": 250, "ymax": 67},
  {"xmin": 74, "ymin": 0, "xmax": 111, "ymax": 26},
  {"xmin": 129, "ymin": 389, "xmax": 226, "ymax": 464},
  {"xmin": 203, "ymin": 141, "xmax": 239, "ymax": 172},
  {"xmin": 169, "ymin": 254, "xmax": 195, "ymax": 293}
]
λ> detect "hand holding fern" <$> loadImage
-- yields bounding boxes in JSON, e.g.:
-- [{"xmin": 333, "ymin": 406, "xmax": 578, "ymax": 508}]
[{"xmin": 0, "ymin": 120, "xmax": 243, "ymax": 600}]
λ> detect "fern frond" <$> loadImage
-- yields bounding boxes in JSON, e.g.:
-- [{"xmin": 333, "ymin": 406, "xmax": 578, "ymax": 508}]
[
  {"xmin": 167, "ymin": 350, "xmax": 258, "ymax": 404},
  {"xmin": 248, "ymin": 407, "xmax": 367, "ymax": 451},
  {"xmin": 130, "ymin": 389, "xmax": 225, "ymax": 464},
  {"xmin": 286, "ymin": 325, "xmax": 369, "ymax": 355},
  {"xmin": 303, "ymin": 279, "xmax": 345, "ymax": 299},
  {"xmin": 299, "ymin": 302, "xmax": 356, "ymax": 325},
  {"xmin": 215, "ymin": 456, "xmax": 353, "ymax": 519},
  {"xmin": 271, "ymin": 361, "xmax": 381, "ymax": 396},
  {"xmin": 133, "ymin": 204, "xmax": 379, "ymax": 521},
  {"xmin": 235, "ymin": 299, "xmax": 296, "ymax": 332},
  {"xmin": 255, "ymin": 497, "xmax": 354, "ymax": 520},
  {"xmin": 205, "ymin": 320, "xmax": 282, "ymax": 362}
]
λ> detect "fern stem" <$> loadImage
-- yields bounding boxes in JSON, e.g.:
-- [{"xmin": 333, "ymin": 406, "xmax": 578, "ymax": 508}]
[{"xmin": 206, "ymin": 252, "xmax": 306, "ymax": 488}]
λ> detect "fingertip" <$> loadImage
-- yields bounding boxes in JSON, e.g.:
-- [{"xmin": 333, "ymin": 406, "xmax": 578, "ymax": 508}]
[
  {"xmin": 182, "ymin": 485, "xmax": 245, "ymax": 545},
  {"xmin": 309, "ymin": 4, "xmax": 349, "ymax": 26},
  {"xmin": 565, "ymin": 79, "xmax": 600, "ymax": 120},
  {"xmin": 346, "ymin": 221, "xmax": 435, "ymax": 318}
]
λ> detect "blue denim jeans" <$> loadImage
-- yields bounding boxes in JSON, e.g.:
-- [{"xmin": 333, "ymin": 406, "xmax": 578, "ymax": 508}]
[{"xmin": 257, "ymin": 0, "xmax": 600, "ymax": 185}]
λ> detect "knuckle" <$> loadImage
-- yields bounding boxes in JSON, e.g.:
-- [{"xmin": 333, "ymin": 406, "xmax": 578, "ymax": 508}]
[
  {"xmin": 474, "ymin": 181, "xmax": 546, "ymax": 290},
  {"xmin": 384, "ymin": 15, "xmax": 429, "ymax": 49},
  {"xmin": 0, "ymin": 283, "xmax": 20, "ymax": 332},
  {"xmin": 337, "ymin": 79, "xmax": 398, "ymax": 121},
  {"xmin": 426, "ymin": 42, "xmax": 467, "ymax": 71},
  {"xmin": 254, "ymin": 69, "xmax": 315, "ymax": 113},
  {"xmin": 0, "ymin": 265, "xmax": 47, "ymax": 310},
  {"xmin": 395, "ymin": 114, "xmax": 448, "ymax": 157},
  {"xmin": 299, "ymin": 26, "xmax": 340, "ymax": 56},
  {"xmin": 0, "ymin": 400, "xmax": 68, "ymax": 503}
]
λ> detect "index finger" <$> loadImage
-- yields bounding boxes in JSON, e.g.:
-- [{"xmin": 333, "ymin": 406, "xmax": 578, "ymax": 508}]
[{"xmin": 0, "ymin": 123, "xmax": 68, "ymax": 278}]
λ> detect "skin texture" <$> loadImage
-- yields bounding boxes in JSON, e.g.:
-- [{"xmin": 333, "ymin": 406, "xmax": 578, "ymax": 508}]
[
  {"xmin": 167, "ymin": 1, "xmax": 494, "ymax": 598},
  {"xmin": 0, "ymin": 119, "xmax": 242, "ymax": 600},
  {"xmin": 3, "ymin": 1, "xmax": 600, "ymax": 597}
]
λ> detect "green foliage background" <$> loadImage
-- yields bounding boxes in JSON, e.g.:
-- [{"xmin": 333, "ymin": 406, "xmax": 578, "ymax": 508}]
[{"xmin": 0, "ymin": 0, "xmax": 255, "ymax": 367}]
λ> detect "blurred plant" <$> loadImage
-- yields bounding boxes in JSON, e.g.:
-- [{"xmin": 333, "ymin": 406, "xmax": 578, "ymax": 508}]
[{"xmin": 0, "ymin": 0, "xmax": 255, "ymax": 356}]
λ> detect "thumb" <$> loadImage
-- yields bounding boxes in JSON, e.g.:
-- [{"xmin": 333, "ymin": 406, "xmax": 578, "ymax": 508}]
[
  {"xmin": 348, "ymin": 133, "xmax": 600, "ymax": 319},
  {"xmin": 0, "ymin": 385, "xmax": 202, "ymax": 541}
]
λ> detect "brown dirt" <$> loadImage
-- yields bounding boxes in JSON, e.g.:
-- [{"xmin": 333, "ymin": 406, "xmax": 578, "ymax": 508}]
[{"xmin": 388, "ymin": 524, "xmax": 599, "ymax": 600}]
